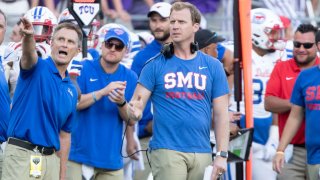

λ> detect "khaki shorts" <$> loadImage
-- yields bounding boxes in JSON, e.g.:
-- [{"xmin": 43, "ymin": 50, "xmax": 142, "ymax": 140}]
[
  {"xmin": 150, "ymin": 149, "xmax": 212, "ymax": 180},
  {"xmin": 307, "ymin": 163, "xmax": 320, "ymax": 180},
  {"xmin": 277, "ymin": 146, "xmax": 307, "ymax": 180},
  {"xmin": 1, "ymin": 143, "xmax": 60, "ymax": 180},
  {"xmin": 66, "ymin": 160, "xmax": 124, "ymax": 180}
]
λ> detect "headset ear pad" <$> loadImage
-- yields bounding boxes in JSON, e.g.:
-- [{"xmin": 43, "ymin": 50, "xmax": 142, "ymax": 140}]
[
  {"xmin": 190, "ymin": 42, "xmax": 199, "ymax": 54},
  {"xmin": 161, "ymin": 43, "xmax": 174, "ymax": 59}
]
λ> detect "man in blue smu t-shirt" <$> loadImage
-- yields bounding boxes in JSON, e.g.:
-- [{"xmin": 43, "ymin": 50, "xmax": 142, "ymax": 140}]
[
  {"xmin": 128, "ymin": 2, "xmax": 230, "ymax": 179},
  {"xmin": 274, "ymin": 66, "xmax": 320, "ymax": 179},
  {"xmin": 68, "ymin": 28, "xmax": 137, "ymax": 179},
  {"xmin": 3, "ymin": 20, "xmax": 81, "ymax": 179}
]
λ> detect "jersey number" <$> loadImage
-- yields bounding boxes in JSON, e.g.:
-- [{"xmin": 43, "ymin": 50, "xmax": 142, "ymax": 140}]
[{"xmin": 253, "ymin": 78, "xmax": 263, "ymax": 104}]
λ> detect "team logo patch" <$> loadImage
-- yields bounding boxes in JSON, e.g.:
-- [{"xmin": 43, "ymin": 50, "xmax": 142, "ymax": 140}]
[
  {"xmin": 68, "ymin": 88, "xmax": 73, "ymax": 97},
  {"xmin": 114, "ymin": 28, "xmax": 125, "ymax": 35},
  {"xmin": 252, "ymin": 12, "xmax": 266, "ymax": 24}
]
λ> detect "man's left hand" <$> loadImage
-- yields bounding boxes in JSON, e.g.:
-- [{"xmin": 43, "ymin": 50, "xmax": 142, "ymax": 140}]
[{"xmin": 211, "ymin": 156, "xmax": 227, "ymax": 180}]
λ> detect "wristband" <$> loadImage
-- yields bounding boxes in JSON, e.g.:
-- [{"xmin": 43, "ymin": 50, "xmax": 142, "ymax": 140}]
[
  {"xmin": 276, "ymin": 151, "xmax": 284, "ymax": 155},
  {"xmin": 92, "ymin": 92, "xmax": 97, "ymax": 102},
  {"xmin": 117, "ymin": 100, "xmax": 127, "ymax": 107}
]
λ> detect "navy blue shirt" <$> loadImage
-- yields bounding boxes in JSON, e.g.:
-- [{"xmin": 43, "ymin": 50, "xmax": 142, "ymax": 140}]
[
  {"xmin": 7, "ymin": 57, "xmax": 78, "ymax": 150},
  {"xmin": 0, "ymin": 56, "xmax": 10, "ymax": 142}
]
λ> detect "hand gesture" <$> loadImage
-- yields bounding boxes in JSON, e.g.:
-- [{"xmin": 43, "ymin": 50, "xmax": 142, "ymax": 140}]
[
  {"xmin": 126, "ymin": 136, "xmax": 139, "ymax": 160},
  {"xmin": 127, "ymin": 95, "xmax": 143, "ymax": 122},
  {"xmin": 229, "ymin": 111, "xmax": 242, "ymax": 122},
  {"xmin": 229, "ymin": 122, "xmax": 240, "ymax": 138},
  {"xmin": 108, "ymin": 87, "xmax": 126, "ymax": 105},
  {"xmin": 20, "ymin": 17, "xmax": 34, "ymax": 36},
  {"xmin": 99, "ymin": 81, "xmax": 126, "ymax": 97},
  {"xmin": 273, "ymin": 152, "xmax": 285, "ymax": 174},
  {"xmin": 211, "ymin": 156, "xmax": 227, "ymax": 180}
]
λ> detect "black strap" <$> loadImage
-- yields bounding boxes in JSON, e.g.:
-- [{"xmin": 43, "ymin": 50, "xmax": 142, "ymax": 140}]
[{"xmin": 8, "ymin": 138, "xmax": 55, "ymax": 155}]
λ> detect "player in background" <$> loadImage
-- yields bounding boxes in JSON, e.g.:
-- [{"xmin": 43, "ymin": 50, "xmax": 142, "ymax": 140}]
[
  {"xmin": 3, "ymin": 6, "xmax": 57, "ymax": 98},
  {"xmin": 229, "ymin": 8, "xmax": 288, "ymax": 180}
]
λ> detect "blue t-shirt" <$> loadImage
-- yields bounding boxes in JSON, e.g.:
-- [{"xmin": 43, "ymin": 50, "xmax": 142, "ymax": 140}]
[
  {"xmin": 217, "ymin": 44, "xmax": 225, "ymax": 62},
  {"xmin": 132, "ymin": 39, "xmax": 162, "ymax": 138},
  {"xmin": 0, "ymin": 56, "xmax": 10, "ymax": 142},
  {"xmin": 7, "ymin": 57, "xmax": 78, "ymax": 150},
  {"xmin": 88, "ymin": 48, "xmax": 100, "ymax": 61},
  {"xmin": 139, "ymin": 51, "xmax": 229, "ymax": 153},
  {"xmin": 69, "ymin": 59, "xmax": 138, "ymax": 169},
  {"xmin": 290, "ymin": 66, "xmax": 320, "ymax": 164},
  {"xmin": 131, "ymin": 40, "xmax": 162, "ymax": 76}
]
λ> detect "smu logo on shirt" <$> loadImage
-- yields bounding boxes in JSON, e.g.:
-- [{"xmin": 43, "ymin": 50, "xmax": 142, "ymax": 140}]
[
  {"xmin": 164, "ymin": 72, "xmax": 207, "ymax": 90},
  {"xmin": 164, "ymin": 72, "xmax": 207, "ymax": 100},
  {"xmin": 305, "ymin": 85, "xmax": 320, "ymax": 110}
]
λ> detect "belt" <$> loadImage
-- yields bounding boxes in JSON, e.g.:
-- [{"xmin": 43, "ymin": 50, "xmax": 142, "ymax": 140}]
[
  {"xmin": 8, "ymin": 138, "xmax": 55, "ymax": 155},
  {"xmin": 293, "ymin": 144, "xmax": 305, "ymax": 148}
]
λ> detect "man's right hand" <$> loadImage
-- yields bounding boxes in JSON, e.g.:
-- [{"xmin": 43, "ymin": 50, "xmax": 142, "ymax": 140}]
[
  {"xmin": 127, "ymin": 95, "xmax": 143, "ymax": 121},
  {"xmin": 20, "ymin": 17, "xmax": 34, "ymax": 37}
]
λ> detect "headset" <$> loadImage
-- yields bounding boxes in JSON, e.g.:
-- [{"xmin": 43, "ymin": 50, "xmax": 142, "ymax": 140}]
[{"xmin": 161, "ymin": 42, "xmax": 199, "ymax": 59}]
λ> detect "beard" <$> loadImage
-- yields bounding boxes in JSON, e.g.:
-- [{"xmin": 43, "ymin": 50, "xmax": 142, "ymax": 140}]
[
  {"xmin": 152, "ymin": 30, "xmax": 170, "ymax": 42},
  {"xmin": 293, "ymin": 54, "xmax": 317, "ymax": 66}
]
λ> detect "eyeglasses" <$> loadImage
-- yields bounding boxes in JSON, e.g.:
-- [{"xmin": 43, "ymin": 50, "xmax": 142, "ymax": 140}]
[
  {"xmin": 104, "ymin": 41, "xmax": 125, "ymax": 51},
  {"xmin": 293, "ymin": 41, "xmax": 315, "ymax": 49}
]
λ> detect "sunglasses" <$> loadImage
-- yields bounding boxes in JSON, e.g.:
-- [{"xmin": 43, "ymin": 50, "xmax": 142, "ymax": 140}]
[
  {"xmin": 293, "ymin": 41, "xmax": 315, "ymax": 49},
  {"xmin": 104, "ymin": 41, "xmax": 125, "ymax": 51}
]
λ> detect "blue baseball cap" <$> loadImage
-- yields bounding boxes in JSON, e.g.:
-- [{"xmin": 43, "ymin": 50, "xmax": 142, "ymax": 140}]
[{"xmin": 104, "ymin": 28, "xmax": 129, "ymax": 47}]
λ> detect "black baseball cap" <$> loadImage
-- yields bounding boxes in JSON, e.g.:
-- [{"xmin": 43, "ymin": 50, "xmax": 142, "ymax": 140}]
[{"xmin": 195, "ymin": 29, "xmax": 225, "ymax": 49}]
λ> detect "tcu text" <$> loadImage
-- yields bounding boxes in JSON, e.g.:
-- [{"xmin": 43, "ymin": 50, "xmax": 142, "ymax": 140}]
[{"xmin": 79, "ymin": 5, "xmax": 94, "ymax": 14}]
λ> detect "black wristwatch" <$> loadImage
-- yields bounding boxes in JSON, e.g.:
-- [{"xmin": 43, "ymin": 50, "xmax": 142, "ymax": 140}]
[
  {"xmin": 216, "ymin": 151, "xmax": 228, "ymax": 158},
  {"xmin": 117, "ymin": 100, "xmax": 127, "ymax": 107}
]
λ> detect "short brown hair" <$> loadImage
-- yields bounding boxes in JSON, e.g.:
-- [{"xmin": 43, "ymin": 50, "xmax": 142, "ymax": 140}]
[
  {"xmin": 170, "ymin": 2, "xmax": 201, "ymax": 25},
  {"xmin": 53, "ymin": 22, "xmax": 83, "ymax": 47}
]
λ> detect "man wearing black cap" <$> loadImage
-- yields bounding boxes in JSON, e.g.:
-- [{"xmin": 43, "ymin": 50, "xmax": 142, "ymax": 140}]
[
  {"xmin": 195, "ymin": 29, "xmax": 241, "ymax": 139},
  {"xmin": 195, "ymin": 29, "xmax": 225, "ymax": 58},
  {"xmin": 195, "ymin": 29, "xmax": 235, "ymax": 78}
]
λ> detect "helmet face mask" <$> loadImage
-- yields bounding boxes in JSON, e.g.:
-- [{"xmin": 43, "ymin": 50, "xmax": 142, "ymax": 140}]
[
  {"xmin": 24, "ymin": 6, "xmax": 57, "ymax": 43},
  {"xmin": 251, "ymin": 8, "xmax": 286, "ymax": 51},
  {"xmin": 32, "ymin": 23, "xmax": 54, "ymax": 42},
  {"xmin": 87, "ymin": 19, "xmax": 100, "ymax": 49}
]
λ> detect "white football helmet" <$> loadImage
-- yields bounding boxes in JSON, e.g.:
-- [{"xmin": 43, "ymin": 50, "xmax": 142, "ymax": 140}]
[
  {"xmin": 251, "ymin": 8, "xmax": 286, "ymax": 50},
  {"xmin": 87, "ymin": 19, "xmax": 100, "ymax": 49},
  {"xmin": 58, "ymin": 8, "xmax": 76, "ymax": 24},
  {"xmin": 24, "ymin": 6, "xmax": 57, "ymax": 43},
  {"xmin": 137, "ymin": 31, "xmax": 154, "ymax": 48}
]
